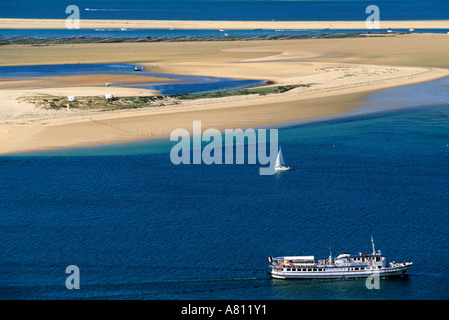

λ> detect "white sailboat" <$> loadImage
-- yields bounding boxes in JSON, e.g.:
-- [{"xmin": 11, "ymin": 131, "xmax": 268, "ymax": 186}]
[{"xmin": 274, "ymin": 147, "xmax": 291, "ymax": 171}]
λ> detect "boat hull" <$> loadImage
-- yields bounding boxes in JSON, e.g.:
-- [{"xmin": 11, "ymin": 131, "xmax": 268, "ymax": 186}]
[
  {"xmin": 274, "ymin": 166, "xmax": 291, "ymax": 171},
  {"xmin": 270, "ymin": 264, "xmax": 412, "ymax": 280}
]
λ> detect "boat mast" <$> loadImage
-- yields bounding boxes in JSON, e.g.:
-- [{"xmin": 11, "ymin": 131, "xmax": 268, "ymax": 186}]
[{"xmin": 371, "ymin": 236, "xmax": 376, "ymax": 255}]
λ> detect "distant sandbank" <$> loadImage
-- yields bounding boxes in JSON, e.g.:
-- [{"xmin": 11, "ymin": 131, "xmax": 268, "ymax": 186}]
[{"xmin": 1, "ymin": 18, "xmax": 449, "ymax": 30}]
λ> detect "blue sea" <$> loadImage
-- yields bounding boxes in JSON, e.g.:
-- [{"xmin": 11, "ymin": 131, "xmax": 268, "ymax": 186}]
[
  {"xmin": 2, "ymin": 1, "xmax": 449, "ymax": 40},
  {"xmin": 2, "ymin": 0, "xmax": 449, "ymax": 21},
  {"xmin": 1, "ymin": 74, "xmax": 449, "ymax": 300}
]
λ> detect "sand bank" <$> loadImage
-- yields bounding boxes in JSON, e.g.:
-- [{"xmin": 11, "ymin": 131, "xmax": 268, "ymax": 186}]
[
  {"xmin": 1, "ymin": 35, "xmax": 449, "ymax": 154},
  {"xmin": 0, "ymin": 74, "xmax": 177, "ymax": 90},
  {"xmin": 1, "ymin": 18, "xmax": 449, "ymax": 30}
]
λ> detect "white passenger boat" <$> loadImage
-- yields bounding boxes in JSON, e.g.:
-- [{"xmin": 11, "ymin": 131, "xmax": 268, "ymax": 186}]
[{"xmin": 267, "ymin": 238, "xmax": 412, "ymax": 279}]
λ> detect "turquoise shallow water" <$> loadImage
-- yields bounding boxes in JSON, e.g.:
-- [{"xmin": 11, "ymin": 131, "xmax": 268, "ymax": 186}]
[
  {"xmin": 0, "ymin": 63, "xmax": 266, "ymax": 95},
  {"xmin": 1, "ymin": 77, "xmax": 449, "ymax": 300}
]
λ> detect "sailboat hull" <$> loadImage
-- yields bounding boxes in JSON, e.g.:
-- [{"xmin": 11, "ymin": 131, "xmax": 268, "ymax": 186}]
[{"xmin": 275, "ymin": 166, "xmax": 291, "ymax": 171}]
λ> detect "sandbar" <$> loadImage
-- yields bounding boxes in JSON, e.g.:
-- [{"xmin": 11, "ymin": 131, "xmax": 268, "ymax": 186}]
[
  {"xmin": 1, "ymin": 18, "xmax": 449, "ymax": 30},
  {"xmin": 1, "ymin": 34, "xmax": 449, "ymax": 154}
]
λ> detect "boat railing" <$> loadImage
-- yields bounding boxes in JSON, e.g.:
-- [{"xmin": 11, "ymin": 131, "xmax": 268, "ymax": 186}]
[
  {"xmin": 272, "ymin": 261, "xmax": 315, "ymax": 267},
  {"xmin": 272, "ymin": 258, "xmax": 385, "ymax": 268}
]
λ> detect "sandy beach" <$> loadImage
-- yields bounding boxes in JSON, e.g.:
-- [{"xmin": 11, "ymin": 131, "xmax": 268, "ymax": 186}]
[
  {"xmin": 1, "ymin": 33, "xmax": 449, "ymax": 154},
  {"xmin": 1, "ymin": 18, "xmax": 449, "ymax": 30}
]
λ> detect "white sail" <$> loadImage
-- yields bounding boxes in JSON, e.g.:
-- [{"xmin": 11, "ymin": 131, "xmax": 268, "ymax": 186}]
[{"xmin": 275, "ymin": 148, "xmax": 285, "ymax": 167}]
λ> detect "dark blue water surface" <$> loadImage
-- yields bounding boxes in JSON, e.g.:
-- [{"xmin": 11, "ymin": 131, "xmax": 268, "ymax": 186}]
[
  {"xmin": 1, "ymin": 0, "xmax": 449, "ymax": 21},
  {"xmin": 1, "ymin": 76, "xmax": 449, "ymax": 299}
]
